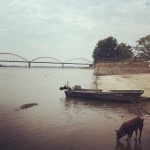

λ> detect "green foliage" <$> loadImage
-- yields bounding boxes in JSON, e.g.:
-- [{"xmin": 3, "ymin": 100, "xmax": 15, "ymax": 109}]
[
  {"xmin": 135, "ymin": 35, "xmax": 150, "ymax": 59},
  {"xmin": 116, "ymin": 43, "xmax": 133, "ymax": 60},
  {"xmin": 92, "ymin": 36, "xmax": 133, "ymax": 63}
]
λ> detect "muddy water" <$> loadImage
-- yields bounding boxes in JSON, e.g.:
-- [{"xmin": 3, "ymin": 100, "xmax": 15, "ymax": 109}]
[{"xmin": 0, "ymin": 68, "xmax": 150, "ymax": 150}]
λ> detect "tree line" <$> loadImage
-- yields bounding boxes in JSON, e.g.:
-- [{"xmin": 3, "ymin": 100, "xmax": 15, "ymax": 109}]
[{"xmin": 92, "ymin": 35, "xmax": 150, "ymax": 63}]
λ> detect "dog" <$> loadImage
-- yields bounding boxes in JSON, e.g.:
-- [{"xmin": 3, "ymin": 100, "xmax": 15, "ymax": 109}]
[{"xmin": 115, "ymin": 117, "xmax": 144, "ymax": 142}]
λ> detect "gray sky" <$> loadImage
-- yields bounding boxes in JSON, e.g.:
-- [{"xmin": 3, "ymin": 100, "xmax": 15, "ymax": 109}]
[{"xmin": 0, "ymin": 0, "xmax": 150, "ymax": 61}]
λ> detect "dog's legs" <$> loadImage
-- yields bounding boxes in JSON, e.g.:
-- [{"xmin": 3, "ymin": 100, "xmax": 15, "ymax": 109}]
[
  {"xmin": 134, "ymin": 129, "xmax": 138, "ymax": 140},
  {"xmin": 138, "ymin": 124, "xmax": 143, "ymax": 140},
  {"xmin": 138, "ymin": 129, "xmax": 142, "ymax": 140},
  {"xmin": 128, "ymin": 135, "xmax": 131, "ymax": 142},
  {"xmin": 128, "ymin": 132, "xmax": 133, "ymax": 142},
  {"xmin": 125, "ymin": 134, "xmax": 130, "ymax": 142},
  {"xmin": 125, "ymin": 135, "xmax": 129, "ymax": 141}
]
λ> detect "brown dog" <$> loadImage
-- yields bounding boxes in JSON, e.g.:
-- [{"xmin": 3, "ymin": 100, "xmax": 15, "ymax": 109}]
[{"xmin": 116, "ymin": 117, "xmax": 144, "ymax": 142}]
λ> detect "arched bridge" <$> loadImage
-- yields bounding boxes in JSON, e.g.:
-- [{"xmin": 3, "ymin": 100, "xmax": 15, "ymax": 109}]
[
  {"xmin": 29, "ymin": 57, "xmax": 63, "ymax": 68},
  {"xmin": 0, "ymin": 53, "xmax": 29, "ymax": 67},
  {"xmin": 63, "ymin": 58, "xmax": 93, "ymax": 67},
  {"xmin": 0, "ymin": 53, "xmax": 93, "ymax": 68}
]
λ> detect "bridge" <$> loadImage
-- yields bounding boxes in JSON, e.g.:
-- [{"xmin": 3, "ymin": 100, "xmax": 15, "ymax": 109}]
[{"xmin": 0, "ymin": 53, "xmax": 93, "ymax": 68}]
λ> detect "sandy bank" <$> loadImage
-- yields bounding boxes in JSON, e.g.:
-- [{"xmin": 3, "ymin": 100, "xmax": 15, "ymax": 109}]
[{"xmin": 95, "ymin": 74, "xmax": 150, "ymax": 115}]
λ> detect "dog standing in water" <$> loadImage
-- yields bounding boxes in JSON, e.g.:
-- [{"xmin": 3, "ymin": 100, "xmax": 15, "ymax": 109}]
[{"xmin": 116, "ymin": 117, "xmax": 144, "ymax": 142}]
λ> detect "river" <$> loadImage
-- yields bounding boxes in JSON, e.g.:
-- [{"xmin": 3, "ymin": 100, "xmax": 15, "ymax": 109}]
[{"xmin": 0, "ymin": 68, "xmax": 150, "ymax": 150}]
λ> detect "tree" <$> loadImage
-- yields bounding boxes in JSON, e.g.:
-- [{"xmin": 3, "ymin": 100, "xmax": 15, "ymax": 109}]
[
  {"xmin": 116, "ymin": 43, "xmax": 133, "ymax": 60},
  {"xmin": 92, "ymin": 36, "xmax": 117, "ymax": 62},
  {"xmin": 92, "ymin": 36, "xmax": 133, "ymax": 63},
  {"xmin": 135, "ymin": 35, "xmax": 150, "ymax": 59}
]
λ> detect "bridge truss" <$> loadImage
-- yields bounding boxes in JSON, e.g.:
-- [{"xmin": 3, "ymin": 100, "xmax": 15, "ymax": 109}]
[
  {"xmin": 0, "ymin": 53, "xmax": 93, "ymax": 68},
  {"xmin": 0, "ymin": 53, "xmax": 29, "ymax": 67}
]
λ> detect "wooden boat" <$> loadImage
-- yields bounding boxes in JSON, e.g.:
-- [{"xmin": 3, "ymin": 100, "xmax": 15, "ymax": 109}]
[{"xmin": 60, "ymin": 85, "xmax": 144, "ymax": 102}]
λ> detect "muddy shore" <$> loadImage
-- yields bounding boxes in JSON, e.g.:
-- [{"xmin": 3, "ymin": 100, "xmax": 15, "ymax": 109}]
[{"xmin": 95, "ymin": 73, "xmax": 150, "ymax": 116}]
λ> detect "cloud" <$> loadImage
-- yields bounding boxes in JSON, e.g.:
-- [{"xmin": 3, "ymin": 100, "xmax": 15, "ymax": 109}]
[
  {"xmin": 1, "ymin": 0, "xmax": 149, "ymax": 35},
  {"xmin": 0, "ymin": 0, "xmax": 150, "ymax": 60}
]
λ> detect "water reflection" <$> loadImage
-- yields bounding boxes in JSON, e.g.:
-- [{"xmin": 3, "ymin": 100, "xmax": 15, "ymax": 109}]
[
  {"xmin": 64, "ymin": 97, "xmax": 128, "ymax": 107},
  {"xmin": 64, "ymin": 97, "xmax": 139, "ymax": 116},
  {"xmin": 116, "ymin": 141, "xmax": 142, "ymax": 150}
]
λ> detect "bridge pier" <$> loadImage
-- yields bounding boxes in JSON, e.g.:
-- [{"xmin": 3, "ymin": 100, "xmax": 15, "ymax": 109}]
[
  {"xmin": 28, "ymin": 62, "xmax": 31, "ymax": 68},
  {"xmin": 89, "ymin": 64, "xmax": 94, "ymax": 68},
  {"xmin": 62, "ymin": 63, "xmax": 64, "ymax": 68}
]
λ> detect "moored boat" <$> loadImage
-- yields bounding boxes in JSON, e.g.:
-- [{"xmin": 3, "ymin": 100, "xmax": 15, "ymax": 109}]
[{"xmin": 60, "ymin": 84, "xmax": 144, "ymax": 102}]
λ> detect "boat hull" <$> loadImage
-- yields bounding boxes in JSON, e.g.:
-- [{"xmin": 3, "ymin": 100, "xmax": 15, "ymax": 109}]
[{"xmin": 64, "ymin": 90, "xmax": 144, "ymax": 102}]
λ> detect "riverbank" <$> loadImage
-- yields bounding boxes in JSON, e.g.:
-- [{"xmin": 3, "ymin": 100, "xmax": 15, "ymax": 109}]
[
  {"xmin": 94, "ymin": 62, "xmax": 150, "ymax": 75},
  {"xmin": 95, "ymin": 74, "xmax": 150, "ymax": 115}
]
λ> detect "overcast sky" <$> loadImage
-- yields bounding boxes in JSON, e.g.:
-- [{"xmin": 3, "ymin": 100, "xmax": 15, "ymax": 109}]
[{"xmin": 0, "ymin": 0, "xmax": 150, "ymax": 61}]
